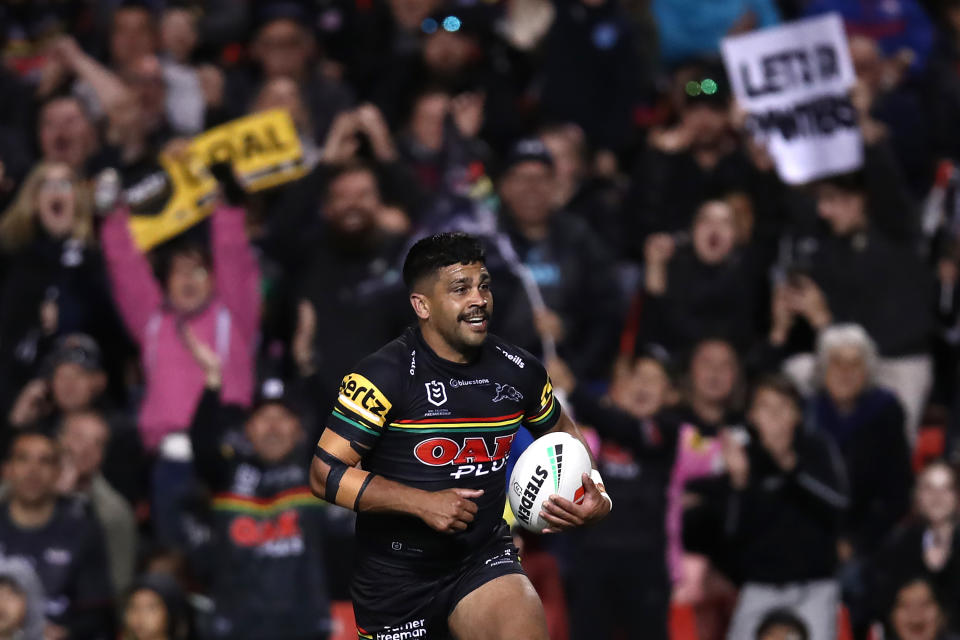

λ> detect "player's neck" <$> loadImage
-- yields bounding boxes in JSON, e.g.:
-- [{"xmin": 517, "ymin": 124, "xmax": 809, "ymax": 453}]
[{"xmin": 419, "ymin": 324, "xmax": 475, "ymax": 364}]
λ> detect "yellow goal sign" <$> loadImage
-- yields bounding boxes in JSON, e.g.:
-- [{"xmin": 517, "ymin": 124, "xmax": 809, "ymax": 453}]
[{"xmin": 128, "ymin": 109, "xmax": 307, "ymax": 251}]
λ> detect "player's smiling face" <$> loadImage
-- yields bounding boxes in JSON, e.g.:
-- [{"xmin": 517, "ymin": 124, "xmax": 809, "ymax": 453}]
[{"xmin": 424, "ymin": 261, "xmax": 493, "ymax": 353}]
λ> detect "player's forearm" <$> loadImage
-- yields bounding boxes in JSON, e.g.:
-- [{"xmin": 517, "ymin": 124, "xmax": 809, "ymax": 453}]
[
  {"xmin": 310, "ymin": 453, "xmax": 427, "ymax": 519},
  {"xmin": 355, "ymin": 474, "xmax": 430, "ymax": 519}
]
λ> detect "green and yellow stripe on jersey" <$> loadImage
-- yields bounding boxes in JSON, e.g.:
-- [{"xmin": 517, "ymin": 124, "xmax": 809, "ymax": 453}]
[
  {"xmin": 211, "ymin": 487, "xmax": 322, "ymax": 515},
  {"xmin": 525, "ymin": 381, "xmax": 557, "ymax": 428},
  {"xmin": 388, "ymin": 411, "xmax": 524, "ymax": 433}
]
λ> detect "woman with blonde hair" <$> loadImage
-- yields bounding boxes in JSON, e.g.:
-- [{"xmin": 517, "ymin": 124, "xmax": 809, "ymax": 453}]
[{"xmin": 0, "ymin": 162, "xmax": 119, "ymax": 415}]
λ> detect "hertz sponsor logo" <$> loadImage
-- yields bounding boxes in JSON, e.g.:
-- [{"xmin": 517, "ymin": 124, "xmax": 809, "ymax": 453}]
[{"xmin": 338, "ymin": 373, "xmax": 392, "ymax": 427}]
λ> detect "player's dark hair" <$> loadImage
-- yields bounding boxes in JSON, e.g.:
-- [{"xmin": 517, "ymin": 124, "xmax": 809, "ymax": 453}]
[
  {"xmin": 755, "ymin": 608, "xmax": 808, "ymax": 640},
  {"xmin": 402, "ymin": 232, "xmax": 485, "ymax": 291}
]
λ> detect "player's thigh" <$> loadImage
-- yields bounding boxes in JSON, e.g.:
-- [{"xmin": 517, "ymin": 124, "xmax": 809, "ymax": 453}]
[{"xmin": 448, "ymin": 573, "xmax": 548, "ymax": 640}]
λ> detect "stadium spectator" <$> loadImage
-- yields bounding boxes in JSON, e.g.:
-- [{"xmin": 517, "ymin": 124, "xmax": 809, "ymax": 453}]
[
  {"xmin": 0, "ymin": 557, "xmax": 46, "ymax": 640},
  {"xmin": 538, "ymin": 123, "xmax": 627, "ymax": 257},
  {"xmin": 35, "ymin": 97, "xmax": 100, "ymax": 178},
  {"xmin": 295, "ymin": 161, "xmax": 411, "ymax": 414},
  {"xmin": 538, "ymin": 0, "xmax": 647, "ymax": 151},
  {"xmin": 755, "ymin": 608, "xmax": 810, "ymax": 640},
  {"xmin": 495, "ymin": 138, "xmax": 622, "ymax": 379},
  {"xmin": 100, "ymin": 198, "xmax": 259, "ymax": 544},
  {"xmin": 666, "ymin": 338, "xmax": 743, "ymax": 639},
  {"xmin": 0, "ymin": 429, "xmax": 113, "ymax": 639},
  {"xmin": 122, "ymin": 573, "xmax": 191, "ymax": 640},
  {"xmin": 870, "ymin": 461, "xmax": 960, "ymax": 634},
  {"xmin": 887, "ymin": 578, "xmax": 960, "ymax": 640},
  {"xmin": 812, "ymin": 325, "xmax": 913, "ymax": 554},
  {"xmin": 548, "ymin": 347, "xmax": 677, "ymax": 639},
  {"xmin": 810, "ymin": 324, "xmax": 914, "ymax": 634},
  {"xmin": 723, "ymin": 375, "xmax": 848, "ymax": 640},
  {"xmin": 652, "ymin": 0, "xmax": 780, "ymax": 66},
  {"xmin": 184, "ymin": 328, "xmax": 332, "ymax": 640},
  {"xmin": 0, "ymin": 164, "xmax": 119, "ymax": 420},
  {"xmin": 640, "ymin": 199, "xmax": 763, "ymax": 353},
  {"xmin": 57, "ymin": 411, "xmax": 137, "ymax": 599},
  {"xmin": 6, "ymin": 334, "xmax": 145, "ymax": 506},
  {"xmin": 793, "ymin": 170, "xmax": 935, "ymax": 440},
  {"xmin": 623, "ymin": 62, "xmax": 773, "ymax": 259},
  {"xmin": 803, "ymin": 0, "xmax": 934, "ymax": 73},
  {"xmin": 223, "ymin": 7, "xmax": 354, "ymax": 143}
]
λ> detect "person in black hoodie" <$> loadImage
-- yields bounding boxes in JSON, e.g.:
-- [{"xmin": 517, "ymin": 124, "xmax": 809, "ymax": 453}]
[
  {"xmin": 294, "ymin": 161, "xmax": 413, "ymax": 417},
  {"xmin": 0, "ymin": 162, "xmax": 122, "ymax": 423},
  {"xmin": 723, "ymin": 374, "xmax": 849, "ymax": 640},
  {"xmin": 548, "ymin": 346, "xmax": 678, "ymax": 640},
  {"xmin": 795, "ymin": 169, "xmax": 934, "ymax": 441},
  {"xmin": 183, "ymin": 328, "xmax": 331, "ymax": 640},
  {"xmin": 493, "ymin": 138, "xmax": 623, "ymax": 380},
  {"xmin": 869, "ymin": 462, "xmax": 960, "ymax": 634},
  {"xmin": 640, "ymin": 199, "xmax": 763, "ymax": 354}
]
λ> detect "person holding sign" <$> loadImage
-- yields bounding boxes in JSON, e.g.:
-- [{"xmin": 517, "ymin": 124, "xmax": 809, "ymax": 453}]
[{"xmin": 100, "ymin": 169, "xmax": 260, "ymax": 545}]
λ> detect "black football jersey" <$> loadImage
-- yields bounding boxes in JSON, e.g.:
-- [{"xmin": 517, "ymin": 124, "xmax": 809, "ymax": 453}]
[{"xmin": 325, "ymin": 326, "xmax": 560, "ymax": 563}]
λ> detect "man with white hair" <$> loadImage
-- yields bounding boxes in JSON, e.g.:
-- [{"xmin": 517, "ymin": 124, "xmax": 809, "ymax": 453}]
[
  {"xmin": 811, "ymin": 324, "xmax": 914, "ymax": 634},
  {"xmin": 812, "ymin": 324, "xmax": 912, "ymax": 555}
]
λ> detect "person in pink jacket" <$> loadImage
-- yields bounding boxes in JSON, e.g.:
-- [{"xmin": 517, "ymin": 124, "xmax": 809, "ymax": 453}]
[{"xmin": 101, "ymin": 200, "xmax": 259, "ymax": 543}]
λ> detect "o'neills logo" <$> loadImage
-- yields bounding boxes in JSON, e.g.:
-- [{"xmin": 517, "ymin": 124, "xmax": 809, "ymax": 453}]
[{"xmin": 514, "ymin": 465, "xmax": 549, "ymax": 523}]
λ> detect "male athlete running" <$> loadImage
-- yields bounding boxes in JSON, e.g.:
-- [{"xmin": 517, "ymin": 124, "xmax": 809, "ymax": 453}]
[{"xmin": 310, "ymin": 232, "xmax": 611, "ymax": 640}]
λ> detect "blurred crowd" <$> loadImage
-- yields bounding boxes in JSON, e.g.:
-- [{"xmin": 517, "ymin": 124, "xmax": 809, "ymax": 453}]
[{"xmin": 0, "ymin": 0, "xmax": 960, "ymax": 639}]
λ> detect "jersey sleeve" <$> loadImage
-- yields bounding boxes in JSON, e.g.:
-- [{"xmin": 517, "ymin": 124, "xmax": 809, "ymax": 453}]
[
  {"xmin": 325, "ymin": 351, "xmax": 400, "ymax": 452},
  {"xmin": 520, "ymin": 356, "xmax": 561, "ymax": 436}
]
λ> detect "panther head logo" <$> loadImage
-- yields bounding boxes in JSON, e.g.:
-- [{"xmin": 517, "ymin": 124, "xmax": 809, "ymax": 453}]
[{"xmin": 492, "ymin": 383, "xmax": 523, "ymax": 403}]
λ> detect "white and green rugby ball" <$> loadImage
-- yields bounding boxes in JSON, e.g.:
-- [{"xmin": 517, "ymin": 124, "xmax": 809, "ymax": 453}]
[{"xmin": 508, "ymin": 432, "xmax": 592, "ymax": 533}]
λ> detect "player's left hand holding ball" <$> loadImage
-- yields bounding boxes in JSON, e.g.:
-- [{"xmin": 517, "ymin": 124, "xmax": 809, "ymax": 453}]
[{"xmin": 539, "ymin": 472, "xmax": 611, "ymax": 533}]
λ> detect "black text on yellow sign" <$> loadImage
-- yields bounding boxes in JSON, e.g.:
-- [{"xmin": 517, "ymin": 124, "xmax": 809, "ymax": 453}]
[{"xmin": 129, "ymin": 109, "xmax": 306, "ymax": 251}]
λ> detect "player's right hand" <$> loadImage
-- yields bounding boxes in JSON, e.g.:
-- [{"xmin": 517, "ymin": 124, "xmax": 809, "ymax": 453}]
[{"xmin": 418, "ymin": 488, "xmax": 484, "ymax": 533}]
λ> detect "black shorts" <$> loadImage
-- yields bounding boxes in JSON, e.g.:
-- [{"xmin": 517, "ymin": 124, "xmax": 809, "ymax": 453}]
[{"xmin": 352, "ymin": 530, "xmax": 525, "ymax": 639}]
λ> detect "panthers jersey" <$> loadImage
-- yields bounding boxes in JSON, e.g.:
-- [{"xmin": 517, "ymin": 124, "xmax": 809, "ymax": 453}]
[{"xmin": 325, "ymin": 326, "xmax": 560, "ymax": 564}]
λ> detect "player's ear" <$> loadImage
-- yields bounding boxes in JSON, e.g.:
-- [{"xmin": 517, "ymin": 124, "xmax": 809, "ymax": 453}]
[{"xmin": 410, "ymin": 292, "xmax": 430, "ymax": 320}]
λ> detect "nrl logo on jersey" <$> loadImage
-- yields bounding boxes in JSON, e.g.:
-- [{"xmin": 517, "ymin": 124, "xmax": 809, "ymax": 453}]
[
  {"xmin": 492, "ymin": 383, "xmax": 523, "ymax": 403},
  {"xmin": 425, "ymin": 380, "xmax": 447, "ymax": 406}
]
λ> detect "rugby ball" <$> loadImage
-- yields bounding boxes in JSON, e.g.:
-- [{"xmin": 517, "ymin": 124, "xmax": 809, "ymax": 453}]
[{"xmin": 508, "ymin": 432, "xmax": 592, "ymax": 533}]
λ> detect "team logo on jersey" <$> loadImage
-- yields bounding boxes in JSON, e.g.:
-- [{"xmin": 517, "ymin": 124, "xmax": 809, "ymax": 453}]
[
  {"xmin": 339, "ymin": 373, "xmax": 392, "ymax": 427},
  {"xmin": 425, "ymin": 380, "xmax": 447, "ymax": 406},
  {"xmin": 414, "ymin": 434, "xmax": 515, "ymax": 478},
  {"xmin": 492, "ymin": 383, "xmax": 523, "ymax": 403}
]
